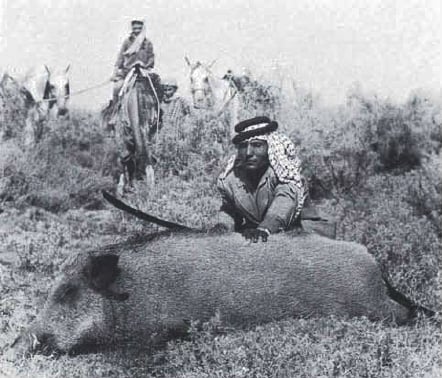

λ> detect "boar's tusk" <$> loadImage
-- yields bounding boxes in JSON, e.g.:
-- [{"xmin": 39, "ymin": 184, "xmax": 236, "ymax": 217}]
[
  {"xmin": 10, "ymin": 335, "xmax": 22, "ymax": 348},
  {"xmin": 30, "ymin": 333, "xmax": 40, "ymax": 350},
  {"xmin": 102, "ymin": 191, "xmax": 201, "ymax": 232}
]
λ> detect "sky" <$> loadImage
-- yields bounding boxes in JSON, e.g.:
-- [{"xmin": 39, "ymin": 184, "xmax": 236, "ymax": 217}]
[{"xmin": 0, "ymin": 0, "xmax": 440, "ymax": 109}]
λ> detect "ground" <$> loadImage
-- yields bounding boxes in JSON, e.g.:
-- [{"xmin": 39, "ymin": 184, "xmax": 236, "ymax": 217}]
[{"xmin": 0, "ymin": 194, "xmax": 439, "ymax": 378}]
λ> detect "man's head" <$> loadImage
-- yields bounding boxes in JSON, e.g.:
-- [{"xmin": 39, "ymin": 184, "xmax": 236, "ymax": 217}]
[
  {"xmin": 223, "ymin": 69, "xmax": 234, "ymax": 80},
  {"xmin": 162, "ymin": 77, "xmax": 178, "ymax": 101},
  {"xmin": 236, "ymin": 138, "xmax": 269, "ymax": 174},
  {"xmin": 232, "ymin": 117, "xmax": 278, "ymax": 176},
  {"xmin": 221, "ymin": 116, "xmax": 306, "ymax": 216},
  {"xmin": 131, "ymin": 20, "xmax": 144, "ymax": 36}
]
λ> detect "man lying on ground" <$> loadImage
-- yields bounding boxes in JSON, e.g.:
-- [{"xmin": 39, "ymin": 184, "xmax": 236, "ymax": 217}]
[{"xmin": 217, "ymin": 116, "xmax": 336, "ymax": 242}]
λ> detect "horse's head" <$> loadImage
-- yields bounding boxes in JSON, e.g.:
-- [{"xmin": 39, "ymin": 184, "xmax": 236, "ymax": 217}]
[
  {"xmin": 47, "ymin": 65, "xmax": 70, "ymax": 117},
  {"xmin": 185, "ymin": 56, "xmax": 217, "ymax": 109}
]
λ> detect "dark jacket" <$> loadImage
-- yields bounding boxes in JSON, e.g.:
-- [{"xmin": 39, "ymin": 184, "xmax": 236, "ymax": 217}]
[{"xmin": 217, "ymin": 167, "xmax": 300, "ymax": 233}]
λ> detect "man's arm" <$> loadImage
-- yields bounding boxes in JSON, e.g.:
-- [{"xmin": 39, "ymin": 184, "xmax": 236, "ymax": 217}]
[
  {"xmin": 113, "ymin": 40, "xmax": 129, "ymax": 78},
  {"xmin": 180, "ymin": 97, "xmax": 191, "ymax": 116},
  {"xmin": 138, "ymin": 39, "xmax": 155, "ymax": 69},
  {"xmin": 258, "ymin": 182, "xmax": 301, "ymax": 234},
  {"xmin": 217, "ymin": 177, "xmax": 245, "ymax": 232}
]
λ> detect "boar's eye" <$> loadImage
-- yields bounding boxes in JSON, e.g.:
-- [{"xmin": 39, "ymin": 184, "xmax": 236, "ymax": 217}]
[{"xmin": 52, "ymin": 283, "xmax": 79, "ymax": 304}]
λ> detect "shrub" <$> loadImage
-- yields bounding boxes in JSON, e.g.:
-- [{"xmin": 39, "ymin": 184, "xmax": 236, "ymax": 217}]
[
  {"xmin": 289, "ymin": 88, "xmax": 441, "ymax": 200},
  {"xmin": 0, "ymin": 73, "xmax": 27, "ymax": 141},
  {"xmin": 334, "ymin": 173, "xmax": 440, "ymax": 308},
  {"xmin": 0, "ymin": 109, "xmax": 116, "ymax": 212},
  {"xmin": 403, "ymin": 154, "xmax": 441, "ymax": 234}
]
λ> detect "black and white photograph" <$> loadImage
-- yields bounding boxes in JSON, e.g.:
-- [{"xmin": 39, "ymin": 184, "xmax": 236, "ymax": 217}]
[{"xmin": 0, "ymin": 0, "xmax": 440, "ymax": 376}]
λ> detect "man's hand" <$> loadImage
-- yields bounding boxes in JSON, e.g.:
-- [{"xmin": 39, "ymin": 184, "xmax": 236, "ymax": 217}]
[
  {"xmin": 131, "ymin": 60, "xmax": 150, "ymax": 70},
  {"xmin": 241, "ymin": 228, "xmax": 270, "ymax": 243},
  {"xmin": 111, "ymin": 69, "xmax": 123, "ymax": 82}
]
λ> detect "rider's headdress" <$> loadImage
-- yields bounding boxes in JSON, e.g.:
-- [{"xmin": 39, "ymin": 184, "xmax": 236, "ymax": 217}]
[
  {"xmin": 125, "ymin": 19, "xmax": 147, "ymax": 56},
  {"xmin": 131, "ymin": 19, "xmax": 144, "ymax": 26}
]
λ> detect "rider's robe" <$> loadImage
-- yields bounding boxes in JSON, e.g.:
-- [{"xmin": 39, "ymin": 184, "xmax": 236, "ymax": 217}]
[{"xmin": 114, "ymin": 34, "xmax": 155, "ymax": 79}]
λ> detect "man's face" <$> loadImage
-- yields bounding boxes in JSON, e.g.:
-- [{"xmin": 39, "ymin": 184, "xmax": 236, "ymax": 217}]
[
  {"xmin": 132, "ymin": 24, "xmax": 143, "ymax": 36},
  {"xmin": 163, "ymin": 85, "xmax": 177, "ymax": 99},
  {"xmin": 236, "ymin": 139, "xmax": 269, "ymax": 173}
]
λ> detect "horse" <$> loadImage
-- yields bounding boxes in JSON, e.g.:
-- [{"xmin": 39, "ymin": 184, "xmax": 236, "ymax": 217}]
[
  {"xmin": 109, "ymin": 64, "xmax": 161, "ymax": 194},
  {"xmin": 185, "ymin": 57, "xmax": 239, "ymax": 140},
  {"xmin": 46, "ymin": 65, "xmax": 70, "ymax": 117},
  {"xmin": 0, "ymin": 65, "xmax": 71, "ymax": 146}
]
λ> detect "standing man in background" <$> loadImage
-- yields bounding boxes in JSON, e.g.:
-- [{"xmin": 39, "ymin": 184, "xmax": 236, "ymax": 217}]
[{"xmin": 160, "ymin": 77, "xmax": 190, "ymax": 131}]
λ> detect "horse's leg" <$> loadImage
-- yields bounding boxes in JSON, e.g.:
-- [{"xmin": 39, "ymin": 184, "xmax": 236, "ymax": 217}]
[
  {"xmin": 117, "ymin": 124, "xmax": 136, "ymax": 193},
  {"xmin": 24, "ymin": 117, "xmax": 34, "ymax": 147},
  {"xmin": 116, "ymin": 173, "xmax": 125, "ymax": 196},
  {"xmin": 23, "ymin": 106, "xmax": 38, "ymax": 147},
  {"xmin": 126, "ymin": 83, "xmax": 148, "ymax": 181},
  {"xmin": 219, "ymin": 106, "xmax": 235, "ymax": 149},
  {"xmin": 123, "ymin": 155, "xmax": 136, "ymax": 189},
  {"xmin": 229, "ymin": 95, "xmax": 239, "ymax": 139},
  {"xmin": 143, "ymin": 92, "xmax": 158, "ymax": 189},
  {"xmin": 117, "ymin": 92, "xmax": 137, "ymax": 193},
  {"xmin": 35, "ymin": 119, "xmax": 44, "ymax": 143},
  {"xmin": 48, "ymin": 104, "xmax": 57, "ymax": 120}
]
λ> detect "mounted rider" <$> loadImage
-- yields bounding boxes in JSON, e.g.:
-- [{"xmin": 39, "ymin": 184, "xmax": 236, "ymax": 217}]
[
  {"xmin": 107, "ymin": 19, "xmax": 163, "ymax": 193},
  {"xmin": 217, "ymin": 116, "xmax": 336, "ymax": 242},
  {"xmin": 110, "ymin": 19, "xmax": 162, "ymax": 122}
]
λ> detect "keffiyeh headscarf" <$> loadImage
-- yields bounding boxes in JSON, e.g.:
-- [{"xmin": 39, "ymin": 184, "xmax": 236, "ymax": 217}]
[
  {"xmin": 124, "ymin": 20, "xmax": 147, "ymax": 56},
  {"xmin": 220, "ymin": 116, "xmax": 307, "ymax": 217}
]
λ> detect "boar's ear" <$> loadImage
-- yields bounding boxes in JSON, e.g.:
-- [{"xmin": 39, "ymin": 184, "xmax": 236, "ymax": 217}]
[{"xmin": 84, "ymin": 254, "xmax": 121, "ymax": 291}]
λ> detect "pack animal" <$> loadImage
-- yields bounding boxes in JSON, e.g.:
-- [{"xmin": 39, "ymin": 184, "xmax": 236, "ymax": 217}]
[
  {"xmin": 185, "ymin": 57, "xmax": 239, "ymax": 139},
  {"xmin": 10, "ymin": 232, "xmax": 434, "ymax": 357},
  {"xmin": 45, "ymin": 65, "xmax": 71, "ymax": 118},
  {"xmin": 0, "ymin": 65, "xmax": 70, "ymax": 146}
]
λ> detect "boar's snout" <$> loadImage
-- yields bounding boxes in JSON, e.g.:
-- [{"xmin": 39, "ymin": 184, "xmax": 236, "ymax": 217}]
[
  {"xmin": 16, "ymin": 253, "xmax": 129, "ymax": 356},
  {"xmin": 7, "ymin": 330, "xmax": 57, "ymax": 360},
  {"xmin": 31, "ymin": 332, "xmax": 59, "ymax": 355}
]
